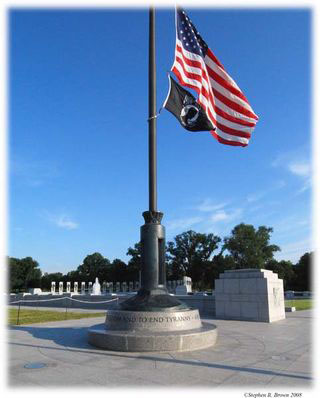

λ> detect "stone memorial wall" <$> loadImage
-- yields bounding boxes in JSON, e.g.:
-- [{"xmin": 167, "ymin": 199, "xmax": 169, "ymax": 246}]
[{"xmin": 215, "ymin": 269, "xmax": 285, "ymax": 323}]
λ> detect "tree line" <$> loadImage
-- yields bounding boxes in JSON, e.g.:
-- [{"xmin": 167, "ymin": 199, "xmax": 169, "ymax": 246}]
[{"xmin": 8, "ymin": 223, "xmax": 313, "ymax": 293}]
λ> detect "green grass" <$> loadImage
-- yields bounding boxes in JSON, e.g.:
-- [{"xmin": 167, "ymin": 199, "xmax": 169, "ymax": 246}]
[
  {"xmin": 9, "ymin": 299, "xmax": 312, "ymax": 325},
  {"xmin": 8, "ymin": 308, "xmax": 105, "ymax": 325},
  {"xmin": 285, "ymin": 299, "xmax": 312, "ymax": 311}
]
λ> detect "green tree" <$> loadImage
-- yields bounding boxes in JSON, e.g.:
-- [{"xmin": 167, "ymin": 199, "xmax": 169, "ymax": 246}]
[
  {"xmin": 167, "ymin": 230, "xmax": 221, "ymax": 288},
  {"xmin": 223, "ymin": 223, "xmax": 280, "ymax": 269},
  {"xmin": 77, "ymin": 252, "xmax": 111, "ymax": 282},
  {"xmin": 40, "ymin": 272, "xmax": 64, "ymax": 291},
  {"xmin": 65, "ymin": 270, "xmax": 80, "ymax": 283},
  {"xmin": 292, "ymin": 252, "xmax": 313, "ymax": 291},
  {"xmin": 265, "ymin": 259, "xmax": 295, "ymax": 289},
  {"xmin": 9, "ymin": 256, "xmax": 42, "ymax": 292},
  {"xmin": 111, "ymin": 258, "xmax": 128, "ymax": 282},
  {"xmin": 126, "ymin": 243, "xmax": 142, "ymax": 281},
  {"xmin": 209, "ymin": 254, "xmax": 236, "ymax": 289},
  {"xmin": 8, "ymin": 257, "xmax": 21, "ymax": 292}
]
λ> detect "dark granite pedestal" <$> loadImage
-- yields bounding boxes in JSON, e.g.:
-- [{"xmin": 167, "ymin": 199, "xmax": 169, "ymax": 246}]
[{"xmin": 88, "ymin": 308, "xmax": 217, "ymax": 352}]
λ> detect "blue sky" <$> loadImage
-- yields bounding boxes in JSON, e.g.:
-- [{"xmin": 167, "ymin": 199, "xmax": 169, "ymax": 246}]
[{"xmin": 8, "ymin": 7, "xmax": 312, "ymax": 274}]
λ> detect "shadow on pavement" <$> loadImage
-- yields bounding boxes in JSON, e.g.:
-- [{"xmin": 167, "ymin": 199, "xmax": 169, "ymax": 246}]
[
  {"xmin": 10, "ymin": 324, "xmax": 96, "ymax": 350},
  {"xmin": 9, "ymin": 324, "xmax": 312, "ymax": 382}
]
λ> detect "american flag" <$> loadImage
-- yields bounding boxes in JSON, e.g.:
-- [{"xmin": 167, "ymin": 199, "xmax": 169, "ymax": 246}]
[{"xmin": 171, "ymin": 8, "xmax": 259, "ymax": 147}]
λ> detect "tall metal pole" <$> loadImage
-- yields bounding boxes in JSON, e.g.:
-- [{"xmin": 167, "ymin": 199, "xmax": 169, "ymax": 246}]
[
  {"xmin": 149, "ymin": 6, "xmax": 157, "ymax": 213},
  {"xmin": 120, "ymin": 6, "xmax": 186, "ymax": 311}
]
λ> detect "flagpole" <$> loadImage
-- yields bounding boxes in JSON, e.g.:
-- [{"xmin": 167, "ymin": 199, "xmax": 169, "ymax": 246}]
[
  {"xmin": 149, "ymin": 6, "xmax": 157, "ymax": 212},
  {"xmin": 119, "ymin": 6, "xmax": 188, "ymax": 311}
]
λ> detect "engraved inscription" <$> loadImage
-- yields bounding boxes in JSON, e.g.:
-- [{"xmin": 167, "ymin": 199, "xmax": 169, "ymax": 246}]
[
  {"xmin": 106, "ymin": 313, "xmax": 200, "ymax": 323},
  {"xmin": 273, "ymin": 287, "xmax": 280, "ymax": 306}
]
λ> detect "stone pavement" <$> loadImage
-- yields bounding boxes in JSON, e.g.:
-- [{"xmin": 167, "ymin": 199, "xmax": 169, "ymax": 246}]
[{"xmin": 7, "ymin": 310, "xmax": 313, "ymax": 388}]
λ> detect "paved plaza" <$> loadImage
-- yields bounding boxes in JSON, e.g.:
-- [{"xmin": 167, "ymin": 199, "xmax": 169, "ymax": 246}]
[{"xmin": 7, "ymin": 309, "xmax": 313, "ymax": 388}]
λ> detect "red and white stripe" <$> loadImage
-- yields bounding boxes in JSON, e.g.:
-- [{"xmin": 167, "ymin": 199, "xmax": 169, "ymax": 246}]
[{"xmin": 171, "ymin": 39, "xmax": 259, "ymax": 147}]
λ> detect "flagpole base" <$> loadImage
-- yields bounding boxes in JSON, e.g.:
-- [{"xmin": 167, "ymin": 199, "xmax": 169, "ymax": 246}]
[
  {"xmin": 88, "ymin": 308, "xmax": 218, "ymax": 352},
  {"xmin": 119, "ymin": 287, "xmax": 188, "ymax": 312}
]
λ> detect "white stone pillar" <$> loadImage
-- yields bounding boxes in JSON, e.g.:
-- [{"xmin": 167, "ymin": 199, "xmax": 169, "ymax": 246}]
[
  {"xmin": 59, "ymin": 282, "xmax": 63, "ymax": 295},
  {"xmin": 74, "ymin": 282, "xmax": 78, "ymax": 294},
  {"xmin": 88, "ymin": 282, "xmax": 93, "ymax": 294},
  {"xmin": 51, "ymin": 281, "xmax": 56, "ymax": 294},
  {"xmin": 121, "ymin": 282, "xmax": 127, "ymax": 292},
  {"xmin": 66, "ymin": 282, "xmax": 71, "ymax": 293},
  {"xmin": 81, "ymin": 282, "xmax": 86, "ymax": 295},
  {"xmin": 183, "ymin": 276, "xmax": 192, "ymax": 293}
]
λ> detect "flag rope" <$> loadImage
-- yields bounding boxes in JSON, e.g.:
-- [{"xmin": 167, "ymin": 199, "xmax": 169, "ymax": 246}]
[{"xmin": 147, "ymin": 113, "xmax": 160, "ymax": 121}]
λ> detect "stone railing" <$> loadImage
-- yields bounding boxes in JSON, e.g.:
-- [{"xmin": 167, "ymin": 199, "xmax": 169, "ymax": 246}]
[
  {"xmin": 284, "ymin": 290, "xmax": 312, "ymax": 299},
  {"xmin": 8, "ymin": 292, "xmax": 215, "ymax": 316}
]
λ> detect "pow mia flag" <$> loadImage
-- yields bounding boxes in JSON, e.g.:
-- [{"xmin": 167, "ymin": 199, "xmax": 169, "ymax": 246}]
[{"xmin": 162, "ymin": 75, "xmax": 215, "ymax": 132}]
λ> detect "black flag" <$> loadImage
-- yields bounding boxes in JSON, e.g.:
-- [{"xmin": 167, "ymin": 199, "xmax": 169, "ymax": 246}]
[{"xmin": 162, "ymin": 75, "xmax": 215, "ymax": 132}]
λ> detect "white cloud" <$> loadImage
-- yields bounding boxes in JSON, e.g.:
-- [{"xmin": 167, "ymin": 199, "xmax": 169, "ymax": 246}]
[
  {"xmin": 167, "ymin": 216, "xmax": 203, "ymax": 231},
  {"xmin": 271, "ymin": 149, "xmax": 312, "ymax": 193},
  {"xmin": 288, "ymin": 161, "xmax": 311, "ymax": 177},
  {"xmin": 55, "ymin": 215, "xmax": 78, "ymax": 230},
  {"xmin": 203, "ymin": 209, "xmax": 242, "ymax": 236},
  {"xmin": 296, "ymin": 178, "xmax": 312, "ymax": 195},
  {"xmin": 44, "ymin": 211, "xmax": 79, "ymax": 230},
  {"xmin": 167, "ymin": 201, "xmax": 243, "ymax": 236},
  {"xmin": 210, "ymin": 208, "xmax": 243, "ymax": 224},
  {"xmin": 210, "ymin": 210, "xmax": 228, "ymax": 222},
  {"xmin": 195, "ymin": 199, "xmax": 227, "ymax": 212}
]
